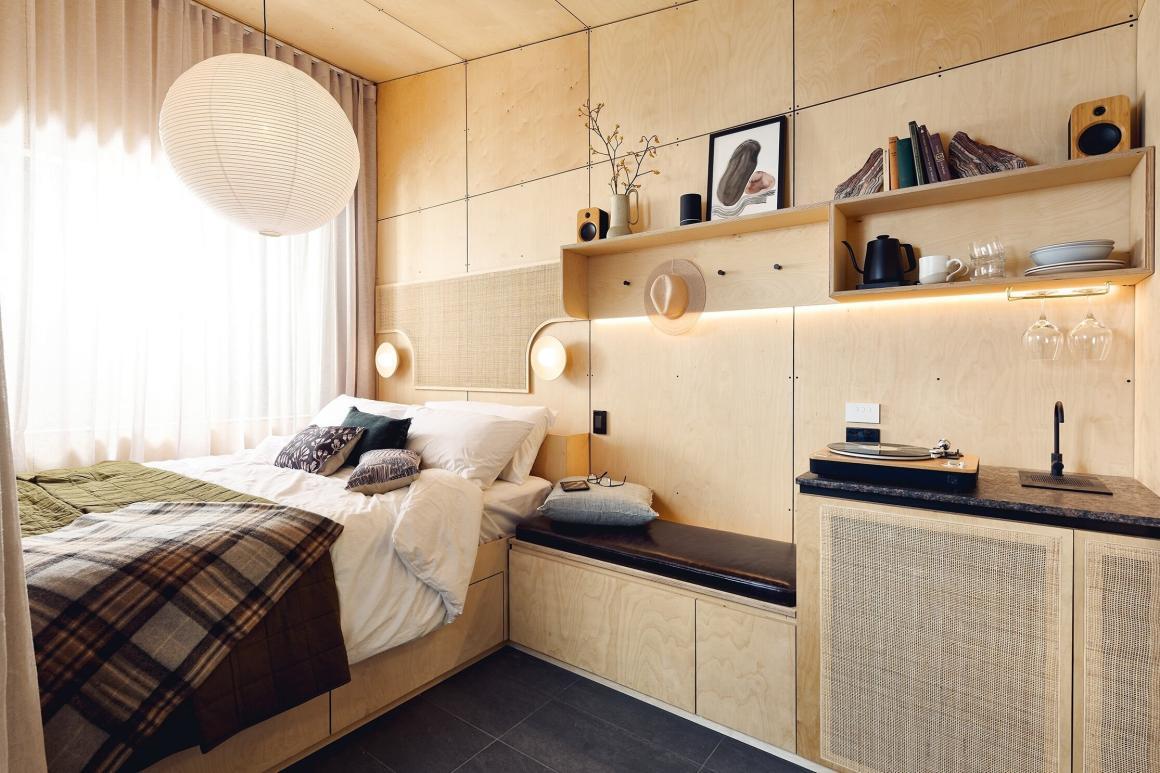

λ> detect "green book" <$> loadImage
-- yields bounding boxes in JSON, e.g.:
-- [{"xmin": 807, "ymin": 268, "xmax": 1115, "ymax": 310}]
[{"xmin": 896, "ymin": 137, "xmax": 918, "ymax": 188}]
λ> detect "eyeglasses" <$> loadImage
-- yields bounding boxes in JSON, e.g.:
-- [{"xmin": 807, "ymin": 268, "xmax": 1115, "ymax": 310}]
[{"xmin": 586, "ymin": 471, "xmax": 627, "ymax": 488}]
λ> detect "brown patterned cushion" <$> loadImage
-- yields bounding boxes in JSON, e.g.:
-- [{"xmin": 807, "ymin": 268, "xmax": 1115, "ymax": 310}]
[
  {"xmin": 346, "ymin": 449, "xmax": 420, "ymax": 495},
  {"xmin": 274, "ymin": 425, "xmax": 364, "ymax": 476}
]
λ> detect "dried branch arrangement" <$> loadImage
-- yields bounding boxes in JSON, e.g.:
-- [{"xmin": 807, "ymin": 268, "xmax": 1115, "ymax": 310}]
[{"xmin": 579, "ymin": 100, "xmax": 660, "ymax": 195}]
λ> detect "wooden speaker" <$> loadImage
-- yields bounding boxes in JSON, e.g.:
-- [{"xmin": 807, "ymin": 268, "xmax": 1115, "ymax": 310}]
[
  {"xmin": 1069, "ymin": 95, "xmax": 1131, "ymax": 159},
  {"xmin": 576, "ymin": 208, "xmax": 609, "ymax": 242}
]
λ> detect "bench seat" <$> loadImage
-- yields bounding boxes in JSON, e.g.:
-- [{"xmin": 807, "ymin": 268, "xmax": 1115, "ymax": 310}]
[{"xmin": 515, "ymin": 515, "xmax": 796, "ymax": 607}]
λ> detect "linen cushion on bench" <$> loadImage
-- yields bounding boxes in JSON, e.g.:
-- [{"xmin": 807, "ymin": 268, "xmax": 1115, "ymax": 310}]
[{"xmin": 516, "ymin": 515, "xmax": 795, "ymax": 607}]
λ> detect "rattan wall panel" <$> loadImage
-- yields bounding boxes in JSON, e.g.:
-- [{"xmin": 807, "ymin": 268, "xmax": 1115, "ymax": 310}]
[
  {"xmin": 818, "ymin": 504, "xmax": 1069, "ymax": 773},
  {"xmin": 377, "ymin": 263, "xmax": 568, "ymax": 391},
  {"xmin": 1082, "ymin": 539, "xmax": 1160, "ymax": 773}
]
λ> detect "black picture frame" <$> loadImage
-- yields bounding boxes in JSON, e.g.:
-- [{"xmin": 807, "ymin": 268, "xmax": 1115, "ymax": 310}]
[{"xmin": 706, "ymin": 115, "xmax": 787, "ymax": 221}]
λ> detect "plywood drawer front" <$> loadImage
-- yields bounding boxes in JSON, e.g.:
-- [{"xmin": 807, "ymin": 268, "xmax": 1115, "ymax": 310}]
[
  {"xmin": 509, "ymin": 546, "xmax": 696, "ymax": 711},
  {"xmin": 332, "ymin": 572, "xmax": 505, "ymax": 731},
  {"xmin": 695, "ymin": 600, "xmax": 796, "ymax": 751}
]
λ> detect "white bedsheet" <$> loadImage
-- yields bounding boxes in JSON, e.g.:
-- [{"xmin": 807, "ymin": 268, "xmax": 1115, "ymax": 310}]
[
  {"xmin": 149, "ymin": 438, "xmax": 483, "ymax": 665},
  {"xmin": 481, "ymin": 476, "xmax": 551, "ymax": 542}
]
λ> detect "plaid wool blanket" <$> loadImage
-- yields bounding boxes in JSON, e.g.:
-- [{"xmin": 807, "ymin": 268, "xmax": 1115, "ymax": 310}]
[{"xmin": 23, "ymin": 500, "xmax": 344, "ymax": 772}]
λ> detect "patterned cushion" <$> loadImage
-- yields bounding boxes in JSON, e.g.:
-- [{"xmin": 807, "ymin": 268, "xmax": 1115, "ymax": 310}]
[
  {"xmin": 346, "ymin": 449, "xmax": 421, "ymax": 495},
  {"xmin": 275, "ymin": 425, "xmax": 365, "ymax": 476}
]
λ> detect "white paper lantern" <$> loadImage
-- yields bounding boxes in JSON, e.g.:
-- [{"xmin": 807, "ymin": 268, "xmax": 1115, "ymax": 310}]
[{"xmin": 159, "ymin": 53, "xmax": 360, "ymax": 237}]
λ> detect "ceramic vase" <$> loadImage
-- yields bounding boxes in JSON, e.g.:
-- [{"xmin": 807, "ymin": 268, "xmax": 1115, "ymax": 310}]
[{"xmin": 607, "ymin": 191, "xmax": 639, "ymax": 237}]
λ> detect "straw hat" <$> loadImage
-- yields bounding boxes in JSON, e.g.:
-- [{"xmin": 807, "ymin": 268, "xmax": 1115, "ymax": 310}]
[{"xmin": 644, "ymin": 259, "xmax": 705, "ymax": 335}]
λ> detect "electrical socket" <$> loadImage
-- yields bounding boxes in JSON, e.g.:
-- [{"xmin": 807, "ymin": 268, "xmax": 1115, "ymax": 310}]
[{"xmin": 845, "ymin": 402, "xmax": 881, "ymax": 424}]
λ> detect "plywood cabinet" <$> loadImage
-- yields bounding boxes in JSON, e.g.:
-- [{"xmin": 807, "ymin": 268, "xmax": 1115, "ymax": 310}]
[
  {"xmin": 509, "ymin": 545, "xmax": 697, "ymax": 710},
  {"xmin": 1074, "ymin": 530, "xmax": 1160, "ymax": 773},
  {"xmin": 695, "ymin": 599, "xmax": 796, "ymax": 750}
]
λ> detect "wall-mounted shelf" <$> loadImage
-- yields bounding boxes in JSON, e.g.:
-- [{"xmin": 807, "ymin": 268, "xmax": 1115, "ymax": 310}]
[
  {"xmin": 829, "ymin": 147, "xmax": 1154, "ymax": 302},
  {"xmin": 559, "ymin": 148, "xmax": 1154, "ymax": 318}
]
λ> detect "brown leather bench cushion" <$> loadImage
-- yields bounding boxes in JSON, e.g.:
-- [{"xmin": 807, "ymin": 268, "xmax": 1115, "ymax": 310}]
[{"xmin": 516, "ymin": 516, "xmax": 795, "ymax": 607}]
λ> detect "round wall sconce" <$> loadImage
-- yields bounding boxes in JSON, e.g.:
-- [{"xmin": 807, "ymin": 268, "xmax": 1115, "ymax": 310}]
[
  {"xmin": 375, "ymin": 341, "xmax": 400, "ymax": 378},
  {"xmin": 530, "ymin": 335, "xmax": 567, "ymax": 381}
]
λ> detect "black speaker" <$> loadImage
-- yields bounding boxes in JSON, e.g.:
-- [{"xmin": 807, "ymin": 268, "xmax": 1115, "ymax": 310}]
[
  {"xmin": 577, "ymin": 208, "xmax": 609, "ymax": 242},
  {"xmin": 679, "ymin": 193, "xmax": 703, "ymax": 226}
]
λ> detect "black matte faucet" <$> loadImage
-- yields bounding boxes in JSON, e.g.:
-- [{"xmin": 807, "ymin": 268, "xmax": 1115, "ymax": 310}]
[{"xmin": 1051, "ymin": 401, "xmax": 1065, "ymax": 477}]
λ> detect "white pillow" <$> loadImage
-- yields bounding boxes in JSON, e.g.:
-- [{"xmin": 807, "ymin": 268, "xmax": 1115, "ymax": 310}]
[
  {"xmin": 405, "ymin": 407, "xmax": 534, "ymax": 489},
  {"xmin": 310, "ymin": 394, "xmax": 411, "ymax": 428},
  {"xmin": 425, "ymin": 401, "xmax": 557, "ymax": 485}
]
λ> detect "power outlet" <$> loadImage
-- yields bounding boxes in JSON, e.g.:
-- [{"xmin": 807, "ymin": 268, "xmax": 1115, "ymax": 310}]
[{"xmin": 845, "ymin": 402, "xmax": 881, "ymax": 424}]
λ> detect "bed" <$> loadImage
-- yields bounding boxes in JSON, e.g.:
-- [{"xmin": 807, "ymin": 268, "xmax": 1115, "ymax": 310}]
[{"xmin": 19, "ymin": 396, "xmax": 558, "ymax": 772}]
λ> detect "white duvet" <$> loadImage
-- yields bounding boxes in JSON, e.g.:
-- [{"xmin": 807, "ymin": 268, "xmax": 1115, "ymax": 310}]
[{"xmin": 149, "ymin": 437, "xmax": 484, "ymax": 665}]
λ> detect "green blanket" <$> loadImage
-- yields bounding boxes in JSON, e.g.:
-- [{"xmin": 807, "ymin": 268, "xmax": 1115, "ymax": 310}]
[{"xmin": 17, "ymin": 460, "xmax": 267, "ymax": 536}]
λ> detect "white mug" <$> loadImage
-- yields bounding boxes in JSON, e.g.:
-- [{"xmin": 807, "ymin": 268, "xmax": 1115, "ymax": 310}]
[{"xmin": 919, "ymin": 254, "xmax": 966, "ymax": 284}]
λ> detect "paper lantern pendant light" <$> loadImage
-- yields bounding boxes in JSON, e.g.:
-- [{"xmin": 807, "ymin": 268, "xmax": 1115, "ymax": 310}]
[{"xmin": 159, "ymin": 53, "xmax": 360, "ymax": 236}]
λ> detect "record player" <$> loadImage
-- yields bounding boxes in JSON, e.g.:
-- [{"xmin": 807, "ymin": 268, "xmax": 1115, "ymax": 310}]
[{"xmin": 809, "ymin": 440, "xmax": 979, "ymax": 492}]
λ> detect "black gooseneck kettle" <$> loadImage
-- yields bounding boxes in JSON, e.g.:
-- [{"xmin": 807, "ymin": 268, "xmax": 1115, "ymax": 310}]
[{"xmin": 843, "ymin": 234, "xmax": 917, "ymax": 285}]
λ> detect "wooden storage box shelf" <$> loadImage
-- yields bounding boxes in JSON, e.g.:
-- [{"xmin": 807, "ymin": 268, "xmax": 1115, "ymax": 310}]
[{"xmin": 558, "ymin": 148, "xmax": 1154, "ymax": 314}]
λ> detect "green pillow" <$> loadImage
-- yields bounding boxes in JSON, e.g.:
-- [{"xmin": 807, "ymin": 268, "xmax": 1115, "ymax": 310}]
[{"xmin": 341, "ymin": 407, "xmax": 411, "ymax": 466}]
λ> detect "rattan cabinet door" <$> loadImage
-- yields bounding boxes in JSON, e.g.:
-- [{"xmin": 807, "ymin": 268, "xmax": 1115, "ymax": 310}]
[
  {"xmin": 817, "ymin": 503, "xmax": 1073, "ymax": 773},
  {"xmin": 1075, "ymin": 531, "xmax": 1160, "ymax": 773}
]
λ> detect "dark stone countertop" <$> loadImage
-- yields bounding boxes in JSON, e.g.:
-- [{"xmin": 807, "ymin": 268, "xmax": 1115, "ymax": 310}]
[{"xmin": 796, "ymin": 465, "xmax": 1160, "ymax": 539}]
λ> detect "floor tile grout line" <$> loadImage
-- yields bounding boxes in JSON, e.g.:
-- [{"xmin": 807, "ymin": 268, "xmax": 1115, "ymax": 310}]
[
  {"xmin": 546, "ymin": 691, "xmax": 720, "ymax": 768},
  {"xmin": 696, "ymin": 738, "xmax": 723, "ymax": 773},
  {"xmin": 496, "ymin": 737, "xmax": 565, "ymax": 773},
  {"xmin": 447, "ymin": 738, "xmax": 497, "ymax": 773}
]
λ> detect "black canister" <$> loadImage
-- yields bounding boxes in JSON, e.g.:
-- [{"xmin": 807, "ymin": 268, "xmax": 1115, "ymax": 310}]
[{"xmin": 679, "ymin": 193, "xmax": 702, "ymax": 226}]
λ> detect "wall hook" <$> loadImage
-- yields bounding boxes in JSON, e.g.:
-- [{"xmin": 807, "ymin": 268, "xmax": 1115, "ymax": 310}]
[
  {"xmin": 623, "ymin": 280, "xmax": 631, "ymax": 286},
  {"xmin": 717, "ymin": 269, "xmax": 726, "ymax": 276},
  {"xmin": 772, "ymin": 263, "xmax": 783, "ymax": 270}
]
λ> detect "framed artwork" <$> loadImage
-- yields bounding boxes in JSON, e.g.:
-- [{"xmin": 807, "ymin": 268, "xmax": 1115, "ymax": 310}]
[{"xmin": 706, "ymin": 115, "xmax": 786, "ymax": 221}]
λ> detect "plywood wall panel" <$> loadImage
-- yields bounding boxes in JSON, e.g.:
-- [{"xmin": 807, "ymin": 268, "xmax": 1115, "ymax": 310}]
[
  {"xmin": 794, "ymin": 0, "xmax": 1136, "ymax": 108},
  {"xmin": 1135, "ymin": 0, "xmax": 1160, "ymax": 493},
  {"xmin": 794, "ymin": 292, "xmax": 1136, "ymax": 479},
  {"xmin": 590, "ymin": 311, "xmax": 794, "ymax": 541},
  {"xmin": 467, "ymin": 33, "xmax": 589, "ymax": 195},
  {"xmin": 376, "ymin": 201, "xmax": 466, "ymax": 285},
  {"xmin": 590, "ymin": 0, "xmax": 793, "ymax": 145},
  {"xmin": 376, "ymin": 0, "xmax": 583, "ymax": 61},
  {"xmin": 795, "ymin": 23, "xmax": 1137, "ymax": 206},
  {"xmin": 377, "ymin": 66, "xmax": 466, "ymax": 219},
  {"xmin": 468, "ymin": 320, "xmax": 591, "ymax": 435},
  {"xmin": 468, "ymin": 168, "xmax": 589, "ymax": 274}
]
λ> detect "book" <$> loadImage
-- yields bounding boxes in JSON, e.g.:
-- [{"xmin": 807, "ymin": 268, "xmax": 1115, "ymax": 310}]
[
  {"xmin": 887, "ymin": 136, "xmax": 900, "ymax": 190},
  {"xmin": 929, "ymin": 131, "xmax": 952, "ymax": 181},
  {"xmin": 907, "ymin": 121, "xmax": 926, "ymax": 185},
  {"xmin": 917, "ymin": 124, "xmax": 938, "ymax": 182},
  {"xmin": 896, "ymin": 137, "xmax": 917, "ymax": 188}
]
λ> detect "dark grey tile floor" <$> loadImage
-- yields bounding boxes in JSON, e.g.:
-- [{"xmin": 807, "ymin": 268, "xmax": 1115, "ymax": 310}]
[{"xmin": 288, "ymin": 647, "xmax": 809, "ymax": 773}]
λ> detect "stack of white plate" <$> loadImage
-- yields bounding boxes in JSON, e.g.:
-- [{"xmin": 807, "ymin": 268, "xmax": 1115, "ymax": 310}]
[{"xmin": 1025, "ymin": 239, "xmax": 1124, "ymax": 276}]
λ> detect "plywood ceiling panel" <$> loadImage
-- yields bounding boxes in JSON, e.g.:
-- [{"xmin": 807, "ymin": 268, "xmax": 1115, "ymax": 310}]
[
  {"xmin": 199, "ymin": 0, "xmax": 458, "ymax": 81},
  {"xmin": 374, "ymin": 0, "xmax": 584, "ymax": 60},
  {"xmin": 559, "ymin": 0, "xmax": 684, "ymax": 27},
  {"xmin": 795, "ymin": 0, "xmax": 1137, "ymax": 107}
]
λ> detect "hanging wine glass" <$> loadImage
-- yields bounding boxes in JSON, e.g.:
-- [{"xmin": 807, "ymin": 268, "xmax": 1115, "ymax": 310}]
[
  {"xmin": 1068, "ymin": 311, "xmax": 1113, "ymax": 361},
  {"xmin": 1023, "ymin": 305, "xmax": 1063, "ymax": 360}
]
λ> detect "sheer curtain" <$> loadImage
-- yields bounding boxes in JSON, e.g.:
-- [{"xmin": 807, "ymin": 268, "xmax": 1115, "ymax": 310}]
[{"xmin": 0, "ymin": 0, "xmax": 378, "ymax": 472}]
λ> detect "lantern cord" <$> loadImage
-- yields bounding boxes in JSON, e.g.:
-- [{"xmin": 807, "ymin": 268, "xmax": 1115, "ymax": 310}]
[{"xmin": 262, "ymin": 0, "xmax": 268, "ymax": 57}]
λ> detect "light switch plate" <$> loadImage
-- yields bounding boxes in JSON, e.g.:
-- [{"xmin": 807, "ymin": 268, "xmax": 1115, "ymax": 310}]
[{"xmin": 845, "ymin": 402, "xmax": 881, "ymax": 424}]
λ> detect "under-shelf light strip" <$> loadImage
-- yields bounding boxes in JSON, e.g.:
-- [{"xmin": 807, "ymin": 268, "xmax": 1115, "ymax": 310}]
[{"xmin": 1005, "ymin": 282, "xmax": 1111, "ymax": 302}]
